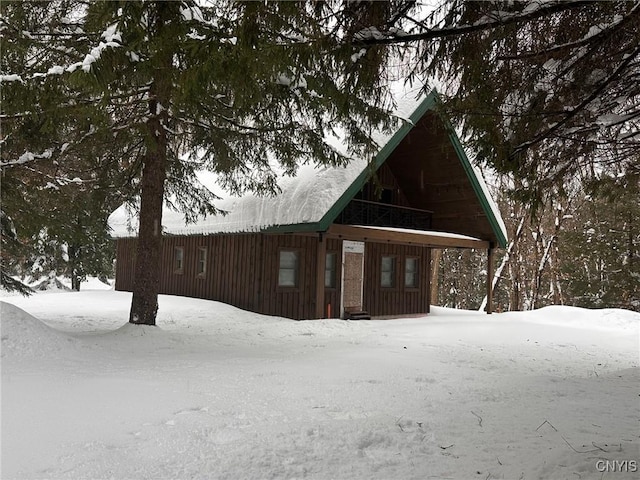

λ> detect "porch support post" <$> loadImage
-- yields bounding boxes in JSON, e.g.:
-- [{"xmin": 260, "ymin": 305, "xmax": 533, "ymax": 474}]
[
  {"xmin": 425, "ymin": 247, "xmax": 431, "ymax": 314},
  {"xmin": 315, "ymin": 233, "xmax": 326, "ymax": 319},
  {"xmin": 486, "ymin": 244, "xmax": 495, "ymax": 314}
]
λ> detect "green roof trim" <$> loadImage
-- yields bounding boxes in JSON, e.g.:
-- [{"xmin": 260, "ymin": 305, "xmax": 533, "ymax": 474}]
[
  {"xmin": 262, "ymin": 222, "xmax": 322, "ymax": 234},
  {"xmin": 316, "ymin": 91, "xmax": 440, "ymax": 231}
]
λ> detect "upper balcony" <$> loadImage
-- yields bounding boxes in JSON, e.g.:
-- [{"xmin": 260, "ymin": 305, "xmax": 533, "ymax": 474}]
[{"xmin": 334, "ymin": 199, "xmax": 433, "ymax": 231}]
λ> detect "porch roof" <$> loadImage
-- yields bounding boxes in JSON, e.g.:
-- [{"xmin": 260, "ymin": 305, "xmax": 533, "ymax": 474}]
[{"xmin": 325, "ymin": 225, "xmax": 490, "ymax": 250}]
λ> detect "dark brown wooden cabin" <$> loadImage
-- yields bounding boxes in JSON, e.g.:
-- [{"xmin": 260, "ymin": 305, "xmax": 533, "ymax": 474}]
[{"xmin": 112, "ymin": 91, "xmax": 507, "ymax": 320}]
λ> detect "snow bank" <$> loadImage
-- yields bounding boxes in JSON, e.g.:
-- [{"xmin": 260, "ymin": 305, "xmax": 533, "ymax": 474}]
[
  {"xmin": 506, "ymin": 305, "xmax": 640, "ymax": 332},
  {"xmin": 0, "ymin": 302, "xmax": 77, "ymax": 358}
]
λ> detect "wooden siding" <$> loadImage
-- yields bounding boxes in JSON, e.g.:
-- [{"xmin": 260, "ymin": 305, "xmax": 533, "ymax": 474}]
[
  {"xmin": 355, "ymin": 162, "xmax": 411, "ymax": 207},
  {"xmin": 159, "ymin": 234, "xmax": 261, "ymax": 312},
  {"xmin": 116, "ymin": 234, "xmax": 341, "ymax": 320},
  {"xmin": 115, "ymin": 233, "xmax": 430, "ymax": 320},
  {"xmin": 115, "ymin": 238, "xmax": 136, "ymax": 292},
  {"xmin": 362, "ymin": 243, "xmax": 430, "ymax": 317},
  {"xmin": 385, "ymin": 113, "xmax": 497, "ymax": 242},
  {"xmin": 259, "ymin": 234, "xmax": 315, "ymax": 319}
]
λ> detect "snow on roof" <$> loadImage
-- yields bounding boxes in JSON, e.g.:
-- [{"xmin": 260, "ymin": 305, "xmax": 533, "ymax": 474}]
[
  {"xmin": 109, "ymin": 84, "xmax": 422, "ymax": 238},
  {"xmin": 354, "ymin": 226, "xmax": 485, "ymax": 242},
  {"xmin": 108, "ymin": 150, "xmax": 372, "ymax": 238},
  {"xmin": 109, "ymin": 84, "xmax": 508, "ymax": 245}
]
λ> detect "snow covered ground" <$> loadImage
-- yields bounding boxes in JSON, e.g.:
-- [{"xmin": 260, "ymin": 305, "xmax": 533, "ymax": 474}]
[{"xmin": 1, "ymin": 284, "xmax": 638, "ymax": 479}]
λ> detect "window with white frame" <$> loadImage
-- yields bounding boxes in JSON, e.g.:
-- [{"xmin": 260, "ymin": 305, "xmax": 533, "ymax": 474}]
[{"xmin": 278, "ymin": 250, "xmax": 299, "ymax": 287}]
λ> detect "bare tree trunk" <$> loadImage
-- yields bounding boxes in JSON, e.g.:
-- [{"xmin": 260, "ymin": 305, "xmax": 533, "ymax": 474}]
[
  {"xmin": 129, "ymin": 3, "xmax": 174, "ymax": 326},
  {"xmin": 479, "ymin": 215, "xmax": 525, "ymax": 312},
  {"xmin": 508, "ymin": 253, "xmax": 521, "ymax": 311}
]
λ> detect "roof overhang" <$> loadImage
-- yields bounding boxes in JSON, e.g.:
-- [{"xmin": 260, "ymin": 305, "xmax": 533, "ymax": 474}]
[{"xmin": 325, "ymin": 224, "xmax": 491, "ymax": 249}]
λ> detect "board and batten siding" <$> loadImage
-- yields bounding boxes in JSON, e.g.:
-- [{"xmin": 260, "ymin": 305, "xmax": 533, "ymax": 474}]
[
  {"xmin": 115, "ymin": 234, "xmax": 430, "ymax": 319},
  {"xmin": 159, "ymin": 234, "xmax": 262, "ymax": 313},
  {"xmin": 363, "ymin": 243, "xmax": 431, "ymax": 317},
  {"xmin": 115, "ymin": 234, "xmax": 344, "ymax": 320},
  {"xmin": 115, "ymin": 237, "xmax": 137, "ymax": 292}
]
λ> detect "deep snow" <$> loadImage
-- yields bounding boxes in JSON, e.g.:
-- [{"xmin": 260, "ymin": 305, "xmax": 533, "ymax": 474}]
[{"xmin": 1, "ymin": 285, "xmax": 638, "ymax": 480}]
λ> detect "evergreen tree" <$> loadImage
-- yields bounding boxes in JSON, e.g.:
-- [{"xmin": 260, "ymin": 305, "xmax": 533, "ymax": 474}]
[
  {"xmin": 2, "ymin": 1, "xmax": 413, "ymax": 324},
  {"xmin": 1, "ymin": 0, "xmax": 126, "ymax": 292}
]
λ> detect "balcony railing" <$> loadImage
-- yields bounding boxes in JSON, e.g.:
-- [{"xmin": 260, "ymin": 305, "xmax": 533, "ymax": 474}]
[{"xmin": 335, "ymin": 199, "xmax": 433, "ymax": 230}]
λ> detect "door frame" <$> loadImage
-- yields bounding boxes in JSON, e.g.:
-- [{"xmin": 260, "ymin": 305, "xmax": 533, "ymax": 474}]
[{"xmin": 340, "ymin": 240, "xmax": 365, "ymax": 318}]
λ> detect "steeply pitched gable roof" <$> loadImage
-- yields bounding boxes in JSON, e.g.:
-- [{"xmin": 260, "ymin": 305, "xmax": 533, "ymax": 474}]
[{"xmin": 109, "ymin": 87, "xmax": 508, "ymax": 248}]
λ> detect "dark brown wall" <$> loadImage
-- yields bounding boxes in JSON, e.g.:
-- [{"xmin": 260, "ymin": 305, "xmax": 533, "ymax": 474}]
[
  {"xmin": 258, "ymin": 234, "xmax": 316, "ymax": 319},
  {"xmin": 363, "ymin": 243, "xmax": 430, "ymax": 317},
  {"xmin": 116, "ymin": 234, "xmax": 340, "ymax": 320},
  {"xmin": 357, "ymin": 162, "xmax": 411, "ymax": 207},
  {"xmin": 386, "ymin": 113, "xmax": 497, "ymax": 244},
  {"xmin": 115, "ymin": 234, "xmax": 430, "ymax": 320},
  {"xmin": 115, "ymin": 237, "xmax": 137, "ymax": 292},
  {"xmin": 324, "ymin": 238, "xmax": 343, "ymax": 318},
  {"xmin": 160, "ymin": 234, "xmax": 262, "ymax": 313}
]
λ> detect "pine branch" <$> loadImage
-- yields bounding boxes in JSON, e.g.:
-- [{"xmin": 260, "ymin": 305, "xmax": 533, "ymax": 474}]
[
  {"xmin": 350, "ymin": 0, "xmax": 594, "ymax": 47},
  {"xmin": 496, "ymin": 3, "xmax": 640, "ymax": 61},
  {"xmin": 510, "ymin": 44, "xmax": 640, "ymax": 159}
]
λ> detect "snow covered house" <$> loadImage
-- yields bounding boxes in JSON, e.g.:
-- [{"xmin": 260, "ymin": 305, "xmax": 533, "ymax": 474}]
[{"xmin": 110, "ymin": 89, "xmax": 507, "ymax": 320}]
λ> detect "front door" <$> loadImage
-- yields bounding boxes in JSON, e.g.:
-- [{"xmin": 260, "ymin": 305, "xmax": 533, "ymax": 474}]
[{"xmin": 341, "ymin": 240, "xmax": 365, "ymax": 317}]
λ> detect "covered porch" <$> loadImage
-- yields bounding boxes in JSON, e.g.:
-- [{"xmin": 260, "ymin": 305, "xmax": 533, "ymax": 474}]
[{"xmin": 311, "ymin": 224, "xmax": 496, "ymax": 319}]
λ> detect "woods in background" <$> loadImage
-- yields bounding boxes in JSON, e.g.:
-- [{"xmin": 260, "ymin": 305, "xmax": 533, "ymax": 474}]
[{"xmin": 431, "ymin": 170, "xmax": 639, "ymax": 312}]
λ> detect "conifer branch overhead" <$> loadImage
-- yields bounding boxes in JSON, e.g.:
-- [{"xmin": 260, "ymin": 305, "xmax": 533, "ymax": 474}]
[{"xmin": 349, "ymin": 0, "xmax": 594, "ymax": 46}]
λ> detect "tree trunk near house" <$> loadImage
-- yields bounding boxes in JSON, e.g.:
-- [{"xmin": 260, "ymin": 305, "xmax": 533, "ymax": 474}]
[
  {"xmin": 128, "ymin": 3, "xmax": 173, "ymax": 326},
  {"xmin": 129, "ymin": 144, "xmax": 167, "ymax": 325}
]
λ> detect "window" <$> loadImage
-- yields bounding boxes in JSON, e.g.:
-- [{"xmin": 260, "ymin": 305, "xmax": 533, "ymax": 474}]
[
  {"xmin": 381, "ymin": 256, "xmax": 396, "ymax": 287},
  {"xmin": 174, "ymin": 247, "xmax": 184, "ymax": 274},
  {"xmin": 278, "ymin": 250, "xmax": 299, "ymax": 287},
  {"xmin": 325, "ymin": 252, "xmax": 337, "ymax": 288},
  {"xmin": 196, "ymin": 247, "xmax": 207, "ymax": 277},
  {"xmin": 405, "ymin": 257, "xmax": 419, "ymax": 288}
]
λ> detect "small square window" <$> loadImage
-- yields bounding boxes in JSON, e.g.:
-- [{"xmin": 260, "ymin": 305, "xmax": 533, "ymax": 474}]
[
  {"xmin": 325, "ymin": 252, "xmax": 337, "ymax": 288},
  {"xmin": 196, "ymin": 247, "xmax": 207, "ymax": 277},
  {"xmin": 381, "ymin": 256, "xmax": 395, "ymax": 288},
  {"xmin": 174, "ymin": 247, "xmax": 184, "ymax": 274},
  {"xmin": 405, "ymin": 257, "xmax": 418, "ymax": 288},
  {"xmin": 279, "ymin": 250, "xmax": 299, "ymax": 287}
]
